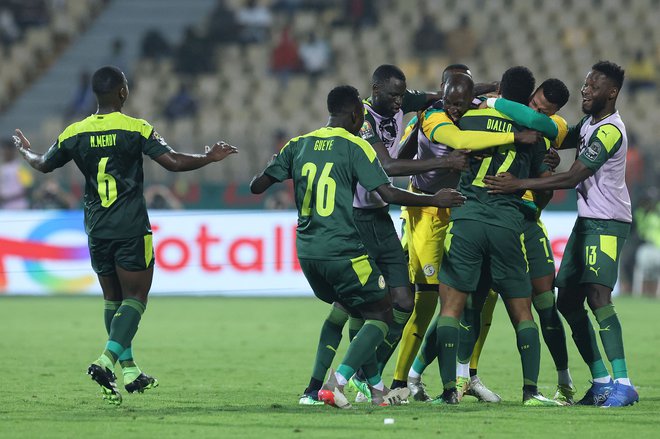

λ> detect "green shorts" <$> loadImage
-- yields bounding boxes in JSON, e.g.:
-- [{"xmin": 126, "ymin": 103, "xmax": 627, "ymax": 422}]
[
  {"xmin": 556, "ymin": 218, "xmax": 630, "ymax": 290},
  {"xmin": 299, "ymin": 255, "xmax": 387, "ymax": 308},
  {"xmin": 88, "ymin": 234, "xmax": 154, "ymax": 275},
  {"xmin": 438, "ymin": 219, "xmax": 531, "ymax": 298},
  {"xmin": 523, "ymin": 217, "xmax": 556, "ymax": 280},
  {"xmin": 354, "ymin": 206, "xmax": 409, "ymax": 288}
]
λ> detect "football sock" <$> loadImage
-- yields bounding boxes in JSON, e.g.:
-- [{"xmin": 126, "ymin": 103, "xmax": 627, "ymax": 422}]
[
  {"xmin": 456, "ymin": 361, "xmax": 469, "ymax": 379},
  {"xmin": 376, "ymin": 306, "xmax": 411, "ymax": 373},
  {"xmin": 458, "ymin": 293, "xmax": 483, "ymax": 365},
  {"xmin": 101, "ymin": 298, "xmax": 146, "ymax": 366},
  {"xmin": 435, "ymin": 316, "xmax": 459, "ymax": 390},
  {"xmin": 563, "ymin": 308, "xmax": 609, "ymax": 380},
  {"xmin": 469, "ymin": 289, "xmax": 497, "ymax": 373},
  {"xmin": 105, "ymin": 300, "xmax": 141, "ymax": 381},
  {"xmin": 311, "ymin": 304, "xmax": 349, "ymax": 382},
  {"xmin": 516, "ymin": 320, "xmax": 541, "ymax": 388},
  {"xmin": 393, "ymin": 290, "xmax": 437, "ymax": 382},
  {"xmin": 336, "ymin": 320, "xmax": 387, "ymax": 382},
  {"xmin": 348, "ymin": 317, "xmax": 364, "ymax": 341},
  {"xmin": 305, "ymin": 377, "xmax": 324, "ymax": 394},
  {"xmin": 410, "ymin": 313, "xmax": 439, "ymax": 377},
  {"xmin": 593, "ymin": 304, "xmax": 629, "ymax": 380},
  {"xmin": 532, "ymin": 291, "xmax": 569, "ymax": 372}
]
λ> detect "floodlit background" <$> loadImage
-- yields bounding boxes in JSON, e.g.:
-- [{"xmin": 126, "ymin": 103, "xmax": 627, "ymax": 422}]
[{"xmin": 0, "ymin": 0, "xmax": 658, "ymax": 296}]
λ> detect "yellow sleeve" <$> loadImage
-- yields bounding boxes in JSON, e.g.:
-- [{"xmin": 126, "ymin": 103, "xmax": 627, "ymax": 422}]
[
  {"xmin": 424, "ymin": 112, "xmax": 515, "ymax": 150},
  {"xmin": 550, "ymin": 114, "xmax": 568, "ymax": 148}
]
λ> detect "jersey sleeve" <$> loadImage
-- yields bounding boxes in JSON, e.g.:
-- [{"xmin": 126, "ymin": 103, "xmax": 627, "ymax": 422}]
[
  {"xmin": 559, "ymin": 117, "xmax": 587, "ymax": 150},
  {"xmin": 358, "ymin": 111, "xmax": 381, "ymax": 145},
  {"xmin": 402, "ymin": 89, "xmax": 429, "ymax": 113},
  {"xmin": 425, "ymin": 111, "xmax": 514, "ymax": 150},
  {"xmin": 264, "ymin": 140, "xmax": 295, "ymax": 182},
  {"xmin": 550, "ymin": 114, "xmax": 568, "ymax": 148},
  {"xmin": 489, "ymin": 98, "xmax": 558, "ymax": 140},
  {"xmin": 351, "ymin": 138, "xmax": 390, "ymax": 191},
  {"xmin": 141, "ymin": 123, "xmax": 174, "ymax": 158},
  {"xmin": 43, "ymin": 141, "xmax": 72, "ymax": 170},
  {"xmin": 577, "ymin": 123, "xmax": 623, "ymax": 172}
]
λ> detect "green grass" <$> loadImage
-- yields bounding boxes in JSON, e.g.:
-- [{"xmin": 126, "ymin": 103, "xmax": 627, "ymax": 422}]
[{"xmin": 1, "ymin": 296, "xmax": 659, "ymax": 438}]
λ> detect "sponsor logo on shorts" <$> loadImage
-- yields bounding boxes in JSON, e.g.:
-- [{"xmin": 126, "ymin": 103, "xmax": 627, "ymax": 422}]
[
  {"xmin": 378, "ymin": 275, "xmax": 386, "ymax": 289},
  {"xmin": 423, "ymin": 264, "xmax": 436, "ymax": 277}
]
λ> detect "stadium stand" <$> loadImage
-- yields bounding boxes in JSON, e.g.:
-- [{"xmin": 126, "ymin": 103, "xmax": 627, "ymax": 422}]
[{"xmin": 0, "ymin": 0, "xmax": 658, "ymax": 194}]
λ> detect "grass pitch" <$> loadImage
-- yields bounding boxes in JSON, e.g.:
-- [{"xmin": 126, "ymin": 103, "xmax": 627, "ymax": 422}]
[{"xmin": 1, "ymin": 295, "xmax": 659, "ymax": 438}]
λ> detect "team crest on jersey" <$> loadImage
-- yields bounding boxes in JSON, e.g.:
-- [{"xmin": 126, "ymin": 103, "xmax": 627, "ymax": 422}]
[
  {"xmin": 359, "ymin": 121, "xmax": 374, "ymax": 140},
  {"xmin": 378, "ymin": 275, "xmax": 386, "ymax": 289},
  {"xmin": 423, "ymin": 264, "xmax": 436, "ymax": 277},
  {"xmin": 151, "ymin": 130, "xmax": 167, "ymax": 146},
  {"xmin": 584, "ymin": 141, "xmax": 602, "ymax": 161}
]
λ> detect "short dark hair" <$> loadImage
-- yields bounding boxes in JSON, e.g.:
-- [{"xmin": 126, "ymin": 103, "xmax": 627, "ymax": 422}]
[
  {"xmin": 327, "ymin": 85, "xmax": 361, "ymax": 115},
  {"xmin": 538, "ymin": 78, "xmax": 570, "ymax": 109},
  {"xmin": 592, "ymin": 60, "xmax": 625, "ymax": 89},
  {"xmin": 92, "ymin": 66, "xmax": 126, "ymax": 95},
  {"xmin": 372, "ymin": 64, "xmax": 406, "ymax": 85},
  {"xmin": 500, "ymin": 66, "xmax": 535, "ymax": 104},
  {"xmin": 442, "ymin": 64, "xmax": 471, "ymax": 82}
]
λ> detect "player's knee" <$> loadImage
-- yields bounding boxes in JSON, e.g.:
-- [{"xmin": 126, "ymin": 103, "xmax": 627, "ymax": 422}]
[
  {"xmin": 390, "ymin": 286, "xmax": 414, "ymax": 312},
  {"xmin": 585, "ymin": 285, "xmax": 612, "ymax": 311}
]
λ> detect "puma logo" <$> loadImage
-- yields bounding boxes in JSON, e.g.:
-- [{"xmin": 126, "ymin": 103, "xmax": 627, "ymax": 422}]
[
  {"xmin": 459, "ymin": 323, "xmax": 471, "ymax": 331},
  {"xmin": 599, "ymin": 325, "xmax": 611, "ymax": 332},
  {"xmin": 325, "ymin": 345, "xmax": 337, "ymax": 353},
  {"xmin": 589, "ymin": 266, "xmax": 601, "ymax": 276},
  {"xmin": 413, "ymin": 332, "xmax": 423, "ymax": 340}
]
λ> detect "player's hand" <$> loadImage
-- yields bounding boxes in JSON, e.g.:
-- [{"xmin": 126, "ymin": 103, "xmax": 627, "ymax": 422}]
[
  {"xmin": 543, "ymin": 147, "xmax": 560, "ymax": 170},
  {"xmin": 443, "ymin": 149, "xmax": 470, "ymax": 171},
  {"xmin": 205, "ymin": 141, "xmax": 238, "ymax": 162},
  {"xmin": 513, "ymin": 130, "xmax": 542, "ymax": 145},
  {"xmin": 431, "ymin": 188, "xmax": 466, "ymax": 208},
  {"xmin": 13, "ymin": 129, "xmax": 31, "ymax": 151},
  {"xmin": 484, "ymin": 172, "xmax": 521, "ymax": 194}
]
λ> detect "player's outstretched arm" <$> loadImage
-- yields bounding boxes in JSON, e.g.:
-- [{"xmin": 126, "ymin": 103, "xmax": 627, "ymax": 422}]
[
  {"xmin": 484, "ymin": 159, "xmax": 593, "ymax": 194},
  {"xmin": 485, "ymin": 98, "xmax": 558, "ymax": 140},
  {"xmin": 375, "ymin": 184, "xmax": 466, "ymax": 208},
  {"xmin": 154, "ymin": 141, "xmax": 237, "ymax": 172},
  {"xmin": 13, "ymin": 129, "xmax": 55, "ymax": 173}
]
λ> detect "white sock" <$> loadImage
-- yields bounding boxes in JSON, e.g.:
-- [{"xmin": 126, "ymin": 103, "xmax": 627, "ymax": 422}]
[
  {"xmin": 456, "ymin": 362, "xmax": 469, "ymax": 379},
  {"xmin": 593, "ymin": 376, "xmax": 611, "ymax": 384},
  {"xmin": 558, "ymin": 369, "xmax": 573, "ymax": 387},
  {"xmin": 371, "ymin": 380, "xmax": 385, "ymax": 391},
  {"xmin": 615, "ymin": 377, "xmax": 632, "ymax": 386},
  {"xmin": 335, "ymin": 372, "xmax": 348, "ymax": 386},
  {"xmin": 408, "ymin": 369, "xmax": 421, "ymax": 380}
]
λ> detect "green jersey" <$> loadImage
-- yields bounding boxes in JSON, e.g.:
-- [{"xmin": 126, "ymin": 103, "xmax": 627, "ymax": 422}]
[
  {"xmin": 264, "ymin": 126, "xmax": 390, "ymax": 260},
  {"xmin": 452, "ymin": 108, "xmax": 549, "ymax": 231},
  {"xmin": 43, "ymin": 112, "xmax": 171, "ymax": 239}
]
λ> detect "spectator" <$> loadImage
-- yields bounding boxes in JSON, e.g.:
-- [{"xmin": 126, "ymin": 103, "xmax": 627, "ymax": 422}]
[
  {"xmin": 236, "ymin": 0, "xmax": 273, "ymax": 44},
  {"xmin": 30, "ymin": 177, "xmax": 77, "ymax": 209},
  {"xmin": 299, "ymin": 32, "xmax": 331, "ymax": 82},
  {"xmin": 446, "ymin": 14, "xmax": 477, "ymax": 60},
  {"xmin": 627, "ymin": 50, "xmax": 657, "ymax": 96},
  {"xmin": 270, "ymin": 25, "xmax": 301, "ymax": 87},
  {"xmin": 64, "ymin": 70, "xmax": 96, "ymax": 123},
  {"xmin": 105, "ymin": 38, "xmax": 129, "ymax": 77},
  {"xmin": 145, "ymin": 184, "xmax": 183, "ymax": 210},
  {"xmin": 174, "ymin": 26, "xmax": 215, "ymax": 75},
  {"xmin": 412, "ymin": 14, "xmax": 445, "ymax": 58},
  {"xmin": 207, "ymin": 0, "xmax": 240, "ymax": 44},
  {"xmin": 164, "ymin": 84, "xmax": 199, "ymax": 121},
  {"xmin": 0, "ymin": 138, "xmax": 33, "ymax": 210},
  {"xmin": 141, "ymin": 28, "xmax": 172, "ymax": 61},
  {"xmin": 0, "ymin": 8, "xmax": 21, "ymax": 48},
  {"xmin": 341, "ymin": 0, "xmax": 378, "ymax": 29}
]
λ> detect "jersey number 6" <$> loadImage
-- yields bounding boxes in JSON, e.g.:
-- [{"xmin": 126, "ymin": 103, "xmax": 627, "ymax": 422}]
[{"xmin": 97, "ymin": 157, "xmax": 118, "ymax": 207}]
